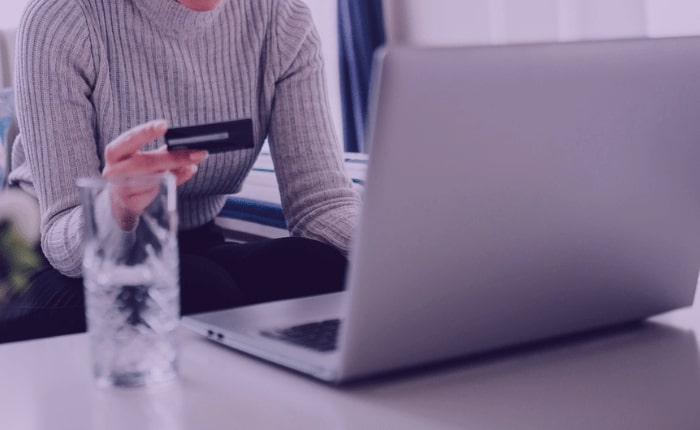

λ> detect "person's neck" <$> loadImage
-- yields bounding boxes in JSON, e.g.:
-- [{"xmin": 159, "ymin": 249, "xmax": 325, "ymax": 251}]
[{"xmin": 177, "ymin": 0, "xmax": 221, "ymax": 12}]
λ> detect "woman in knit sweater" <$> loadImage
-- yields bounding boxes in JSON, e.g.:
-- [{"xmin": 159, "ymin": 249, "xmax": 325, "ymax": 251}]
[{"xmin": 1, "ymin": 0, "xmax": 360, "ymax": 341}]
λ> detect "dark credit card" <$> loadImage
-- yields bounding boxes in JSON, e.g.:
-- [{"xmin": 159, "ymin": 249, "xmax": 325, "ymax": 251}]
[{"xmin": 165, "ymin": 119, "xmax": 254, "ymax": 153}]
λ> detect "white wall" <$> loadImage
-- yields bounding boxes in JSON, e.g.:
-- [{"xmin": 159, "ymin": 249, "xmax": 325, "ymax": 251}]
[
  {"xmin": 302, "ymin": 1, "xmax": 343, "ymax": 150},
  {"xmin": 646, "ymin": 0, "xmax": 700, "ymax": 37},
  {"xmin": 383, "ymin": 0, "xmax": 700, "ymax": 46},
  {"xmin": 0, "ymin": 5, "xmax": 26, "ymax": 31},
  {"xmin": 0, "ymin": 4, "xmax": 26, "ymax": 87},
  {"xmin": 557, "ymin": 0, "xmax": 647, "ymax": 41}
]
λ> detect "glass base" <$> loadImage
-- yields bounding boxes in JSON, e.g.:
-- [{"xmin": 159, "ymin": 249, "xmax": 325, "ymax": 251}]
[{"xmin": 95, "ymin": 364, "xmax": 177, "ymax": 389}]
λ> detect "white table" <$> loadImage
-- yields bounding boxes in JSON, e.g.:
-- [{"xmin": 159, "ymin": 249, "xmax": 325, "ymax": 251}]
[{"xmin": 1, "ymin": 299, "xmax": 699, "ymax": 430}]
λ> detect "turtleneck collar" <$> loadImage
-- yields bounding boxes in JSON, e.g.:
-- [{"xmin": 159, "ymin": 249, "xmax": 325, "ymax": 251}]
[{"xmin": 131, "ymin": 0, "xmax": 228, "ymax": 38}]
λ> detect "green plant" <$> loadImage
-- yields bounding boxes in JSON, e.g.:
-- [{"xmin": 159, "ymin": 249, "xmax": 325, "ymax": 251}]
[
  {"xmin": 0, "ymin": 221, "xmax": 41, "ymax": 302},
  {"xmin": 0, "ymin": 189, "xmax": 41, "ymax": 305}
]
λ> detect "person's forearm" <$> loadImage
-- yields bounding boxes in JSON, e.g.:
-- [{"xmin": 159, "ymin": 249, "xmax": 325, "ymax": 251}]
[{"xmin": 41, "ymin": 206, "xmax": 86, "ymax": 277}]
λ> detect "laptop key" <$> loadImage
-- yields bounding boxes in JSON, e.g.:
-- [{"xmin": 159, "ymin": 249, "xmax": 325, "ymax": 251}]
[{"xmin": 261, "ymin": 319, "xmax": 341, "ymax": 352}]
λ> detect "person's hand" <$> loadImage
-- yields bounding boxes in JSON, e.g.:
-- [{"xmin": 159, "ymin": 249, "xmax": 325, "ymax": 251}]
[{"xmin": 102, "ymin": 120, "xmax": 208, "ymax": 229}]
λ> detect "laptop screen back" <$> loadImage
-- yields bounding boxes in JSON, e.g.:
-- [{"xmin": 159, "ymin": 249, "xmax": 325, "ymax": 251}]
[{"xmin": 338, "ymin": 37, "xmax": 700, "ymax": 379}]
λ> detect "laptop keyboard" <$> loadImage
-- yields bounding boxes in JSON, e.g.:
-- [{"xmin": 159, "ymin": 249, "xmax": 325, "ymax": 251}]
[{"xmin": 261, "ymin": 319, "xmax": 341, "ymax": 352}]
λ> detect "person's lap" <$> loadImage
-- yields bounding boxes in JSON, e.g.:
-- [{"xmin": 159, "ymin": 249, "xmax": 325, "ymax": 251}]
[
  {"xmin": 0, "ymin": 266, "xmax": 87, "ymax": 342},
  {"xmin": 180, "ymin": 236, "xmax": 347, "ymax": 312},
  {"xmin": 0, "ymin": 225, "xmax": 347, "ymax": 343}
]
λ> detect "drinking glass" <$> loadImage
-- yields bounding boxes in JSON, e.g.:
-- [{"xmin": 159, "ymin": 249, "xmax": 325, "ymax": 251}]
[{"xmin": 78, "ymin": 172, "xmax": 179, "ymax": 388}]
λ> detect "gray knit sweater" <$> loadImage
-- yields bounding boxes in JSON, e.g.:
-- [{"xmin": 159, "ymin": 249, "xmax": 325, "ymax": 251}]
[{"xmin": 9, "ymin": 0, "xmax": 360, "ymax": 277}]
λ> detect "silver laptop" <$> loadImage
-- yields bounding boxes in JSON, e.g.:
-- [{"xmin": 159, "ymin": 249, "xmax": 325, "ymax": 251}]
[{"xmin": 184, "ymin": 36, "xmax": 700, "ymax": 383}]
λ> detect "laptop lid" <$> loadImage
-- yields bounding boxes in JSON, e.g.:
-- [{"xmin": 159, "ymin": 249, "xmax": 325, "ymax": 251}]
[{"xmin": 336, "ymin": 37, "xmax": 700, "ymax": 380}]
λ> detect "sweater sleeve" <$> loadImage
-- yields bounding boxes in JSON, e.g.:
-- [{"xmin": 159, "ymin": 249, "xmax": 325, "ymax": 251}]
[
  {"xmin": 267, "ymin": 0, "xmax": 360, "ymax": 255},
  {"xmin": 14, "ymin": 0, "xmax": 99, "ymax": 277}
]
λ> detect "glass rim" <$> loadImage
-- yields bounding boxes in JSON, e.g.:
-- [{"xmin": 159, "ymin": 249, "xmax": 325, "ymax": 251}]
[{"xmin": 77, "ymin": 172, "xmax": 174, "ymax": 189}]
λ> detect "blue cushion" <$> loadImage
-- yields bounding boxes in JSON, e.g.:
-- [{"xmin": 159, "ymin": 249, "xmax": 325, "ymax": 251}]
[
  {"xmin": 0, "ymin": 87, "xmax": 14, "ymax": 187},
  {"xmin": 216, "ymin": 148, "xmax": 367, "ymax": 239},
  {"xmin": 221, "ymin": 196, "xmax": 286, "ymax": 229}
]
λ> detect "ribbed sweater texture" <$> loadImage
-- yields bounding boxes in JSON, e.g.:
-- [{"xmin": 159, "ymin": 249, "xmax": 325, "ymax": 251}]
[{"xmin": 9, "ymin": 0, "xmax": 360, "ymax": 277}]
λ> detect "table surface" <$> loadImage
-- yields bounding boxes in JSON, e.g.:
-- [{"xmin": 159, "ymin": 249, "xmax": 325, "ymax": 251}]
[{"xmin": 2, "ymin": 290, "xmax": 700, "ymax": 430}]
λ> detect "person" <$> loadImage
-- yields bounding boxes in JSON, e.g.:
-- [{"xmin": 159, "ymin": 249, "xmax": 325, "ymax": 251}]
[{"xmin": 0, "ymin": 0, "xmax": 360, "ymax": 342}]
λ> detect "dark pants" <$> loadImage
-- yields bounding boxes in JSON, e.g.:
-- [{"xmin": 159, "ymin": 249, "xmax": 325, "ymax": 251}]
[{"xmin": 0, "ymin": 222, "xmax": 347, "ymax": 343}]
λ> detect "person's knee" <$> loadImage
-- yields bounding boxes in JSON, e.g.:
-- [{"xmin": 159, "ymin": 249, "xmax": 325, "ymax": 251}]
[
  {"xmin": 0, "ymin": 266, "xmax": 86, "ymax": 343},
  {"xmin": 270, "ymin": 237, "xmax": 348, "ymax": 293},
  {"xmin": 200, "ymin": 237, "xmax": 348, "ymax": 304},
  {"xmin": 297, "ymin": 238, "xmax": 346, "ymax": 274},
  {"xmin": 180, "ymin": 254, "xmax": 247, "ymax": 314}
]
